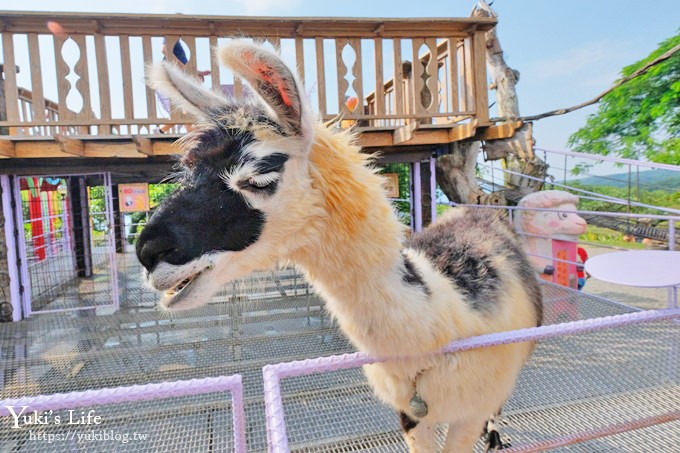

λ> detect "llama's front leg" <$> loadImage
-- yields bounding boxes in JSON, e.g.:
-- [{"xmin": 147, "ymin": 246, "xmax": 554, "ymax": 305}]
[
  {"xmin": 482, "ymin": 415, "xmax": 511, "ymax": 451},
  {"xmin": 441, "ymin": 417, "xmax": 488, "ymax": 453},
  {"xmin": 400, "ymin": 412, "xmax": 438, "ymax": 452}
]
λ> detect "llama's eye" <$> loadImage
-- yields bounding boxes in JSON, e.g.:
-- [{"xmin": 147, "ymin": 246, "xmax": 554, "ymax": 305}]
[
  {"xmin": 558, "ymin": 212, "xmax": 568, "ymax": 220},
  {"xmin": 244, "ymin": 172, "xmax": 280, "ymax": 190}
]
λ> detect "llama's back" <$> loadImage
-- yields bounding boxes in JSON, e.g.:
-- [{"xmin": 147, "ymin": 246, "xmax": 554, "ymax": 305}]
[{"xmin": 407, "ymin": 207, "xmax": 543, "ymax": 327}]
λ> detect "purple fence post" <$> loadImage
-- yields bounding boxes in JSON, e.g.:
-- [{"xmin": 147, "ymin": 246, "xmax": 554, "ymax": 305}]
[
  {"xmin": 263, "ymin": 365, "xmax": 288, "ymax": 453},
  {"xmin": 430, "ymin": 156, "xmax": 437, "ymax": 223},
  {"xmin": 11, "ymin": 177, "xmax": 32, "ymax": 317},
  {"xmin": 408, "ymin": 163, "xmax": 414, "ymax": 231},
  {"xmin": 263, "ymin": 352, "xmax": 374, "ymax": 453},
  {"xmin": 669, "ymin": 219, "xmax": 677, "ymax": 309},
  {"xmin": 103, "ymin": 172, "xmax": 120, "ymax": 310},
  {"xmin": 230, "ymin": 374, "xmax": 247, "ymax": 453},
  {"xmin": 1, "ymin": 175, "xmax": 22, "ymax": 321},
  {"xmin": 413, "ymin": 161, "xmax": 422, "ymax": 232},
  {"xmin": 0, "ymin": 375, "xmax": 248, "ymax": 452}
]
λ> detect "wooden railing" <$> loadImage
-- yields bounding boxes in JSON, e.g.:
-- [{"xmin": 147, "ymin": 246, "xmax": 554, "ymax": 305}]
[{"xmin": 0, "ymin": 11, "xmax": 495, "ymax": 137}]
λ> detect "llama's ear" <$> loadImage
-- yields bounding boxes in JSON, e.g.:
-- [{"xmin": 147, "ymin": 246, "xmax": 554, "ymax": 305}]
[
  {"xmin": 219, "ymin": 42, "xmax": 306, "ymax": 137},
  {"xmin": 146, "ymin": 62, "xmax": 227, "ymax": 120}
]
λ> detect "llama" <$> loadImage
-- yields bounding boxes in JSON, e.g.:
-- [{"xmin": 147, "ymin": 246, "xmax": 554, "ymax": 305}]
[
  {"xmin": 514, "ymin": 190, "xmax": 587, "ymax": 274},
  {"xmin": 137, "ymin": 42, "xmax": 543, "ymax": 452}
]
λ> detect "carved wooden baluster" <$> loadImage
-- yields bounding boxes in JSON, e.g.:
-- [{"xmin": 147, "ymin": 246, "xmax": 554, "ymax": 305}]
[
  {"xmin": 424, "ymin": 38, "xmax": 438, "ymax": 117},
  {"xmin": 164, "ymin": 35, "xmax": 188, "ymax": 128},
  {"xmin": 315, "ymin": 37, "xmax": 327, "ymax": 117},
  {"xmin": 348, "ymin": 38, "xmax": 363, "ymax": 117},
  {"xmin": 94, "ymin": 30, "xmax": 112, "ymax": 135},
  {"xmin": 27, "ymin": 33, "xmax": 46, "ymax": 135},
  {"xmin": 232, "ymin": 38, "xmax": 245, "ymax": 101},
  {"xmin": 185, "ymin": 36, "xmax": 199, "ymax": 75},
  {"xmin": 141, "ymin": 35, "xmax": 157, "ymax": 122},
  {"xmin": 447, "ymin": 38, "xmax": 460, "ymax": 114},
  {"xmin": 2, "ymin": 31, "xmax": 20, "ymax": 136},
  {"xmin": 266, "ymin": 37, "xmax": 281, "ymax": 53},
  {"xmin": 295, "ymin": 34, "xmax": 305, "ymax": 85},
  {"xmin": 53, "ymin": 35, "xmax": 71, "ymax": 123},
  {"xmin": 393, "ymin": 38, "xmax": 404, "ymax": 122},
  {"xmin": 209, "ymin": 36, "xmax": 220, "ymax": 91},
  {"xmin": 437, "ymin": 46, "xmax": 447, "ymax": 117},
  {"xmin": 373, "ymin": 37, "xmax": 385, "ymax": 125},
  {"xmin": 335, "ymin": 38, "xmax": 350, "ymax": 116},
  {"xmin": 71, "ymin": 34, "xmax": 93, "ymax": 134},
  {"xmin": 119, "ymin": 35, "xmax": 134, "ymax": 128},
  {"xmin": 462, "ymin": 36, "xmax": 473, "ymax": 114},
  {"xmin": 411, "ymin": 38, "xmax": 427, "ymax": 116}
]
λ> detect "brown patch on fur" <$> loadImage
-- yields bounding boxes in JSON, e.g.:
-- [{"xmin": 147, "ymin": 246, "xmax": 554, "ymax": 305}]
[
  {"xmin": 308, "ymin": 128, "xmax": 376, "ymax": 238},
  {"xmin": 291, "ymin": 124, "xmax": 403, "ymax": 290}
]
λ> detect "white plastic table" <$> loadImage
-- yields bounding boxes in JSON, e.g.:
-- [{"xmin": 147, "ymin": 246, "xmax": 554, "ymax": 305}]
[{"xmin": 585, "ymin": 250, "xmax": 680, "ymax": 308}]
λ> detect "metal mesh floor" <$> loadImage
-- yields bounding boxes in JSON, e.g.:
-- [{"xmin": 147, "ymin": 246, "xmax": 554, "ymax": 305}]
[{"xmin": 1, "ymin": 270, "xmax": 678, "ymax": 451}]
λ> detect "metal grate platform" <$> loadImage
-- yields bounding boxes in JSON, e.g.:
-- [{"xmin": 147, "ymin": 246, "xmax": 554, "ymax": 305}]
[{"xmin": 1, "ymin": 271, "xmax": 678, "ymax": 451}]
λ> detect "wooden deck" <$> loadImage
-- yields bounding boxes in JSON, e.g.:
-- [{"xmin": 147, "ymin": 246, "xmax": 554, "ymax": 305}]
[{"xmin": 0, "ymin": 11, "xmax": 518, "ymax": 177}]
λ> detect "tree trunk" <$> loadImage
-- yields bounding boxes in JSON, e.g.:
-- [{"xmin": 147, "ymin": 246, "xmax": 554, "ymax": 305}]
[
  {"xmin": 472, "ymin": 1, "xmax": 520, "ymax": 120},
  {"xmin": 435, "ymin": 142, "xmax": 484, "ymax": 204},
  {"xmin": 419, "ymin": 161, "xmax": 433, "ymax": 225},
  {"xmin": 435, "ymin": 1, "xmax": 546, "ymax": 205}
]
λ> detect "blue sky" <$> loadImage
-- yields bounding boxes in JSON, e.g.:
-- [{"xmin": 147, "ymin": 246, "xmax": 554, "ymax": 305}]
[{"xmin": 3, "ymin": 0, "xmax": 678, "ymax": 159}]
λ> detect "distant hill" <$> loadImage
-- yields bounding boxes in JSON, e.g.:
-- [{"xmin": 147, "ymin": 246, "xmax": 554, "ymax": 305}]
[{"xmin": 572, "ymin": 169, "xmax": 680, "ymax": 192}]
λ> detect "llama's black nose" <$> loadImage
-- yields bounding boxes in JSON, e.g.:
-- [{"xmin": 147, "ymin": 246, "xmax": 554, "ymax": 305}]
[{"xmin": 136, "ymin": 225, "xmax": 176, "ymax": 272}]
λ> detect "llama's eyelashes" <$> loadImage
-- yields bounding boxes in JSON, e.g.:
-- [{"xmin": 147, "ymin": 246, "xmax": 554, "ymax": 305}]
[{"xmin": 237, "ymin": 172, "xmax": 282, "ymax": 195}]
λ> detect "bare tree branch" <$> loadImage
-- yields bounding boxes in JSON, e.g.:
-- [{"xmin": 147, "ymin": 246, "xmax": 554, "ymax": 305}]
[{"xmin": 491, "ymin": 43, "xmax": 680, "ymax": 123}]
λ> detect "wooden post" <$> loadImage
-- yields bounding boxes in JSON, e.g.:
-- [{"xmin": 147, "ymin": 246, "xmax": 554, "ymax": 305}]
[
  {"xmin": 111, "ymin": 184, "xmax": 124, "ymax": 253},
  {"xmin": 1, "ymin": 33, "xmax": 21, "ymax": 136},
  {"xmin": 420, "ymin": 159, "xmax": 433, "ymax": 226},
  {"xmin": 0, "ymin": 64, "xmax": 7, "ymax": 136},
  {"xmin": 471, "ymin": 29, "xmax": 489, "ymax": 125},
  {"xmin": 412, "ymin": 161, "xmax": 423, "ymax": 232},
  {"xmin": 68, "ymin": 177, "xmax": 92, "ymax": 278}
]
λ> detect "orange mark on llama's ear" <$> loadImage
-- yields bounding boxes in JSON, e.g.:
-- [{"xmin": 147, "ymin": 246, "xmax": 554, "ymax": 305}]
[{"xmin": 242, "ymin": 51, "xmax": 294, "ymax": 108}]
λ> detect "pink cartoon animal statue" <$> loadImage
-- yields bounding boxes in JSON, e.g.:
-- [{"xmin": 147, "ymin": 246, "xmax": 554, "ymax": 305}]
[
  {"xmin": 514, "ymin": 191, "xmax": 587, "ymax": 323},
  {"xmin": 514, "ymin": 190, "xmax": 587, "ymax": 286}
]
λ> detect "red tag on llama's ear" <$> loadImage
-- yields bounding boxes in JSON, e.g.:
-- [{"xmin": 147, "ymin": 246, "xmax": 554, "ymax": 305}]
[{"xmin": 243, "ymin": 51, "xmax": 294, "ymax": 108}]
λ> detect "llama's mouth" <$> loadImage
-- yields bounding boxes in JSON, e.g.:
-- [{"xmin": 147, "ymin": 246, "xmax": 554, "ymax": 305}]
[{"xmin": 162, "ymin": 269, "xmax": 206, "ymax": 308}]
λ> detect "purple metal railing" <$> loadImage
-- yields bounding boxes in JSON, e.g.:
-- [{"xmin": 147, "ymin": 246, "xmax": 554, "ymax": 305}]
[
  {"xmin": 1, "ymin": 175, "xmax": 22, "ymax": 322},
  {"xmin": 0, "ymin": 374, "xmax": 247, "ymax": 453},
  {"xmin": 262, "ymin": 307, "xmax": 680, "ymax": 452},
  {"xmin": 413, "ymin": 161, "xmax": 423, "ymax": 232}
]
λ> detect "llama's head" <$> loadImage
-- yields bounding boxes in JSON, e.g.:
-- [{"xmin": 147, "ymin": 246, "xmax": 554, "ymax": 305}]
[
  {"xmin": 136, "ymin": 42, "xmax": 317, "ymax": 310},
  {"xmin": 514, "ymin": 190, "xmax": 587, "ymax": 237}
]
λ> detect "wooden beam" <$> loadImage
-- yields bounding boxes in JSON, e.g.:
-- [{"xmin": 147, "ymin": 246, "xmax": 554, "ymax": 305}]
[
  {"xmin": 54, "ymin": 134, "xmax": 85, "ymax": 156},
  {"xmin": 478, "ymin": 120, "xmax": 523, "ymax": 141},
  {"xmin": 132, "ymin": 135, "xmax": 154, "ymax": 156},
  {"xmin": 84, "ymin": 142, "xmax": 144, "ymax": 159},
  {"xmin": 15, "ymin": 141, "xmax": 64, "ymax": 158},
  {"xmin": 152, "ymin": 141, "xmax": 182, "ymax": 156},
  {"xmin": 447, "ymin": 121, "xmax": 477, "ymax": 142},
  {"xmin": 393, "ymin": 121, "xmax": 419, "ymax": 145},
  {"xmin": 357, "ymin": 130, "xmax": 392, "ymax": 148},
  {"xmin": 0, "ymin": 12, "xmax": 497, "ymax": 38},
  {"xmin": 0, "ymin": 140, "xmax": 16, "ymax": 158}
]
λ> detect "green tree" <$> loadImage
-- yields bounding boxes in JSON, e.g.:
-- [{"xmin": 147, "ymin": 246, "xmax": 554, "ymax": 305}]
[{"xmin": 568, "ymin": 32, "xmax": 680, "ymax": 165}]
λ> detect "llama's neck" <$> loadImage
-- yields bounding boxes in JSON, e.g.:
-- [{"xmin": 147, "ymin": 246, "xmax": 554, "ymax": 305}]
[{"xmin": 289, "ymin": 128, "xmax": 417, "ymax": 355}]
